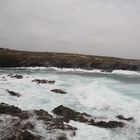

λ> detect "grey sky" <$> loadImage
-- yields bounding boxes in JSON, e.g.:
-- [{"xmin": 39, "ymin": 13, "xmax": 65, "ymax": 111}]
[{"xmin": 0, "ymin": 0, "xmax": 140, "ymax": 59}]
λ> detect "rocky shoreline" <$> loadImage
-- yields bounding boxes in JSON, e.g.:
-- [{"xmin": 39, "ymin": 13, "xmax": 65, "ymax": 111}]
[
  {"xmin": 0, "ymin": 74, "xmax": 134, "ymax": 139},
  {"xmin": 0, "ymin": 72, "xmax": 134, "ymax": 139},
  {"xmin": 0, "ymin": 48, "xmax": 140, "ymax": 72},
  {"xmin": 0, "ymin": 103, "xmax": 134, "ymax": 140}
]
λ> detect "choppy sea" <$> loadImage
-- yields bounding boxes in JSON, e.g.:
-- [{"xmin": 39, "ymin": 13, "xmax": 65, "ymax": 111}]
[{"xmin": 0, "ymin": 67, "xmax": 140, "ymax": 140}]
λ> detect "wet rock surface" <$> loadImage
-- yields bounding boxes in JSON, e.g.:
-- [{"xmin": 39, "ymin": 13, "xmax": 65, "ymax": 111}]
[
  {"xmin": 0, "ymin": 103, "xmax": 76, "ymax": 140},
  {"xmin": 0, "ymin": 103, "xmax": 29, "ymax": 120},
  {"xmin": 53, "ymin": 105, "xmax": 91, "ymax": 123},
  {"xmin": 116, "ymin": 115, "xmax": 134, "ymax": 121},
  {"xmin": 0, "ymin": 103, "xmax": 134, "ymax": 140},
  {"xmin": 8, "ymin": 74, "xmax": 23, "ymax": 79},
  {"xmin": 5, "ymin": 131, "xmax": 41, "ymax": 140},
  {"xmin": 53, "ymin": 105, "xmax": 125, "ymax": 128},
  {"xmin": 34, "ymin": 109, "xmax": 77, "ymax": 132},
  {"xmin": 93, "ymin": 121, "xmax": 124, "ymax": 128},
  {"xmin": 7, "ymin": 89, "xmax": 21, "ymax": 97},
  {"xmin": 51, "ymin": 89, "xmax": 67, "ymax": 94},
  {"xmin": 32, "ymin": 79, "xmax": 55, "ymax": 84},
  {"xmin": 16, "ymin": 131, "xmax": 41, "ymax": 140}
]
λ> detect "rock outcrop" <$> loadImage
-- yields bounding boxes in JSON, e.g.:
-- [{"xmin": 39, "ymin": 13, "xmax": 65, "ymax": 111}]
[
  {"xmin": 32, "ymin": 79, "xmax": 55, "ymax": 84},
  {"xmin": 0, "ymin": 103, "xmax": 29, "ymax": 120},
  {"xmin": 51, "ymin": 89, "xmax": 67, "ymax": 94},
  {"xmin": 8, "ymin": 74, "xmax": 23, "ymax": 79},
  {"xmin": 7, "ymin": 89, "xmax": 21, "ymax": 97},
  {"xmin": 116, "ymin": 115, "xmax": 134, "ymax": 121},
  {"xmin": 53, "ymin": 105, "xmax": 125, "ymax": 128},
  {"xmin": 0, "ymin": 103, "xmax": 76, "ymax": 140}
]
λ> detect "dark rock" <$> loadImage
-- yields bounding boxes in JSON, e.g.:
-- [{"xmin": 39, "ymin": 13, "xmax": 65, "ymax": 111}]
[
  {"xmin": 57, "ymin": 135, "xmax": 68, "ymax": 140},
  {"xmin": 6, "ymin": 131, "xmax": 41, "ymax": 140},
  {"xmin": 34, "ymin": 109, "xmax": 54, "ymax": 122},
  {"xmin": 0, "ymin": 103, "xmax": 29, "ymax": 120},
  {"xmin": 32, "ymin": 79, "xmax": 55, "ymax": 84},
  {"xmin": 17, "ymin": 131, "xmax": 41, "ymax": 140},
  {"xmin": 10, "ymin": 75, "xmax": 23, "ymax": 79},
  {"xmin": 7, "ymin": 89, "xmax": 21, "ymax": 97},
  {"xmin": 6, "ymin": 136, "xmax": 17, "ymax": 140},
  {"xmin": 53, "ymin": 105, "xmax": 91, "ymax": 123},
  {"xmin": 0, "ymin": 103, "xmax": 77, "ymax": 140},
  {"xmin": 93, "ymin": 121, "xmax": 124, "ymax": 128},
  {"xmin": 51, "ymin": 89, "xmax": 66, "ymax": 94},
  {"xmin": 22, "ymin": 122, "xmax": 34, "ymax": 130},
  {"xmin": 34, "ymin": 109, "xmax": 77, "ymax": 131},
  {"xmin": 53, "ymin": 105, "xmax": 125, "ymax": 128},
  {"xmin": 116, "ymin": 115, "xmax": 134, "ymax": 121}
]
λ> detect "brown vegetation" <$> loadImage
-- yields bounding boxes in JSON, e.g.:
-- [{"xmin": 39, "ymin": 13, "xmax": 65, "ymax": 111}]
[{"xmin": 0, "ymin": 48, "xmax": 140, "ymax": 71}]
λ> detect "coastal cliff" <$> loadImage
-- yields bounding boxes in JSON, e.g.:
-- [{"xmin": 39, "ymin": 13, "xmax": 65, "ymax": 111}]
[{"xmin": 0, "ymin": 48, "xmax": 140, "ymax": 71}]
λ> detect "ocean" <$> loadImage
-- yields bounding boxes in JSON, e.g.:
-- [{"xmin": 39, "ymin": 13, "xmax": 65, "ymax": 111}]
[{"xmin": 0, "ymin": 67, "xmax": 140, "ymax": 140}]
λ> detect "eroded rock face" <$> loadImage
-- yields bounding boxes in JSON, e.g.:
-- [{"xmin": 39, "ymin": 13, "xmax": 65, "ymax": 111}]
[
  {"xmin": 32, "ymin": 79, "xmax": 55, "ymax": 84},
  {"xmin": 52, "ymin": 105, "xmax": 125, "ymax": 128},
  {"xmin": 7, "ymin": 90, "xmax": 21, "ymax": 97},
  {"xmin": 51, "ymin": 89, "xmax": 66, "ymax": 94}
]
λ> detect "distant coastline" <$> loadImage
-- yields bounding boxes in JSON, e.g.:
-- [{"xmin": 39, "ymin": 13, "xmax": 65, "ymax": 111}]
[{"xmin": 0, "ymin": 48, "xmax": 140, "ymax": 72}]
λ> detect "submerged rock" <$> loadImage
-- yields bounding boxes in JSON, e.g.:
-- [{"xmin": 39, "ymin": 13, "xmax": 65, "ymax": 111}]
[
  {"xmin": 32, "ymin": 79, "xmax": 55, "ymax": 84},
  {"xmin": 53, "ymin": 105, "xmax": 125, "ymax": 128},
  {"xmin": 9, "ymin": 74, "xmax": 23, "ymax": 79},
  {"xmin": 116, "ymin": 115, "xmax": 134, "ymax": 121},
  {"xmin": 51, "ymin": 89, "xmax": 66, "ymax": 94},
  {"xmin": 93, "ymin": 121, "xmax": 124, "ymax": 128},
  {"xmin": 7, "ymin": 89, "xmax": 21, "ymax": 97}
]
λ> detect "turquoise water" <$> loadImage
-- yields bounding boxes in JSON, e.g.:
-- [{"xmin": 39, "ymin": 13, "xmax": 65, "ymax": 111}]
[{"xmin": 0, "ymin": 67, "xmax": 140, "ymax": 140}]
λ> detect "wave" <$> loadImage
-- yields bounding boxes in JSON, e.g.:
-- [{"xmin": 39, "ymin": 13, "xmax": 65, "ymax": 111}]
[{"xmin": 2, "ymin": 67, "xmax": 140, "ymax": 76}]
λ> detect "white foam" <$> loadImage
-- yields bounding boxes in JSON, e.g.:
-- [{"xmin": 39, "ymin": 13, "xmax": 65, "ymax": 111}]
[
  {"xmin": 112, "ymin": 70, "xmax": 140, "ymax": 76},
  {"xmin": 0, "ymin": 68, "xmax": 140, "ymax": 139},
  {"xmin": 70, "ymin": 121, "xmax": 139, "ymax": 140},
  {"xmin": 11, "ymin": 67, "xmax": 140, "ymax": 76}
]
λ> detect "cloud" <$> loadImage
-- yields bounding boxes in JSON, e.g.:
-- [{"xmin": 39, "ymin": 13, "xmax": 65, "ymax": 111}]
[{"xmin": 0, "ymin": 0, "xmax": 140, "ymax": 59}]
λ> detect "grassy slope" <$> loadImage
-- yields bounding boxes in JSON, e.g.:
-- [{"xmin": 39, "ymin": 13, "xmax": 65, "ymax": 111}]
[{"xmin": 0, "ymin": 48, "xmax": 140, "ymax": 71}]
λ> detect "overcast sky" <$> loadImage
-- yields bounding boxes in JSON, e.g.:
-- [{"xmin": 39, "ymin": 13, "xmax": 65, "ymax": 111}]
[{"xmin": 0, "ymin": 0, "xmax": 140, "ymax": 59}]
